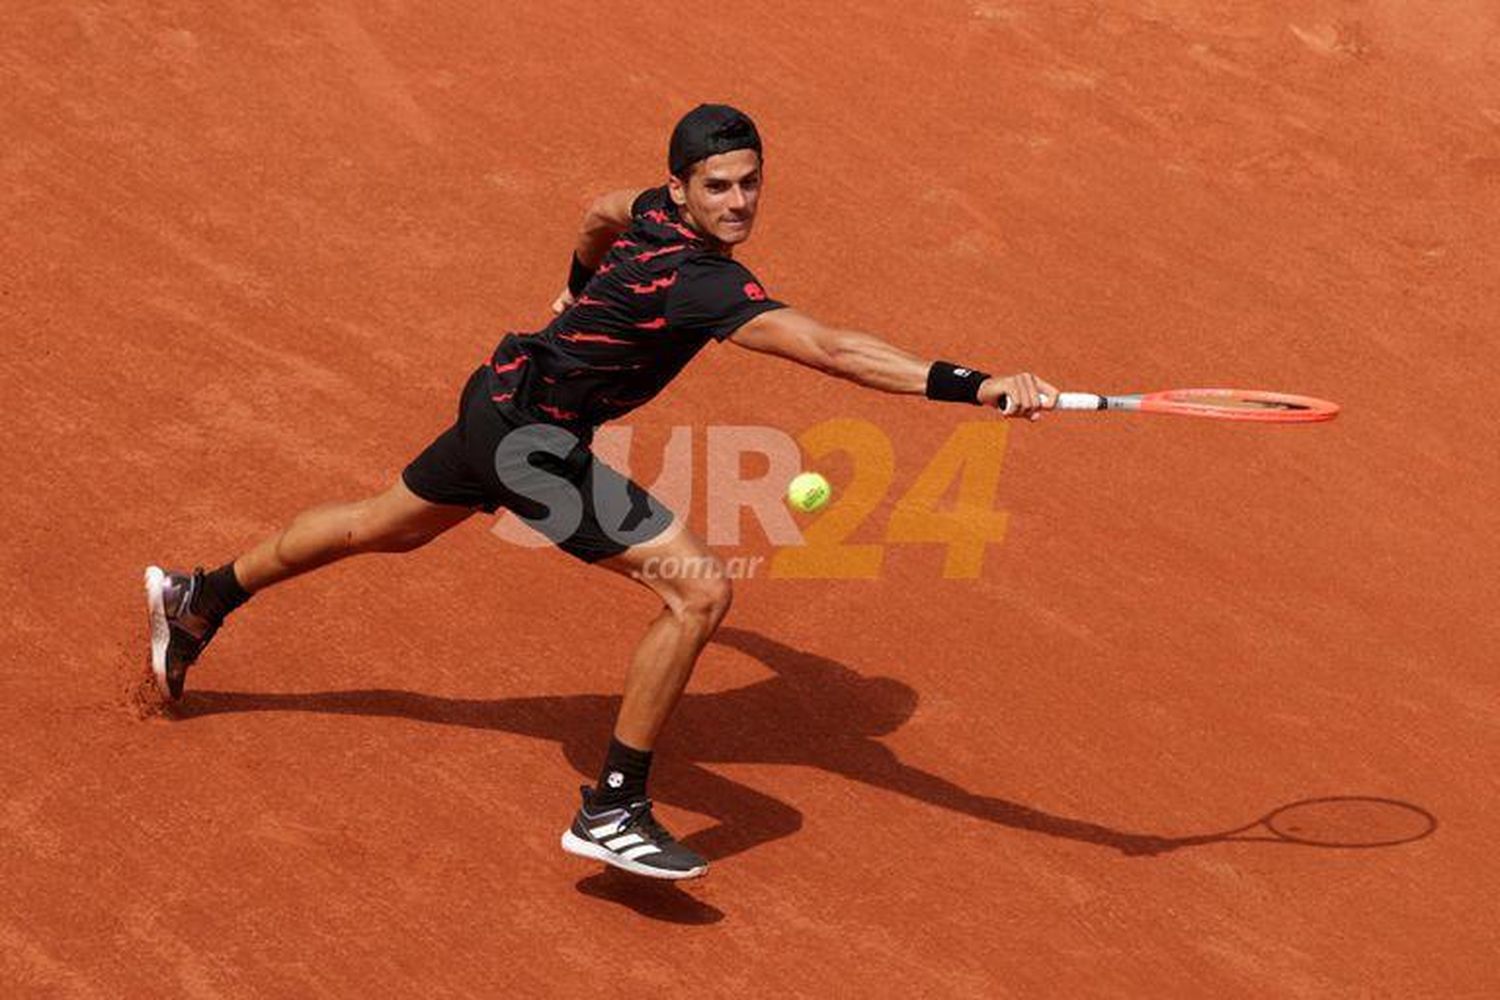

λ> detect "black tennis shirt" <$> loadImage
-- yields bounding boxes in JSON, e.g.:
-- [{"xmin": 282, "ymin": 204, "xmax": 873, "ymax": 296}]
[{"xmin": 484, "ymin": 186, "xmax": 786, "ymax": 432}]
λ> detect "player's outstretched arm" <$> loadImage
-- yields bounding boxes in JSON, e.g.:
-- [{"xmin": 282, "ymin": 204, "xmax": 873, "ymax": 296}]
[
  {"xmin": 730, "ymin": 307, "xmax": 1056, "ymax": 418},
  {"xmin": 552, "ymin": 188, "xmax": 644, "ymax": 314}
]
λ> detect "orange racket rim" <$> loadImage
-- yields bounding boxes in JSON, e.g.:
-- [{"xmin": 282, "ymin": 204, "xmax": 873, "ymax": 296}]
[{"xmin": 1136, "ymin": 388, "xmax": 1341, "ymax": 422}]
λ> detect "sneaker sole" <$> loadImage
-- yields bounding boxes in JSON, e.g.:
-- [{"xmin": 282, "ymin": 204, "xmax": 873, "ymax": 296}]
[
  {"xmin": 143, "ymin": 566, "xmax": 173, "ymax": 700},
  {"xmin": 560, "ymin": 830, "xmax": 707, "ymax": 881}
]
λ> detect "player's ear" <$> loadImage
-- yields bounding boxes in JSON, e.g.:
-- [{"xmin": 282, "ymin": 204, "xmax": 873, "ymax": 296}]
[{"xmin": 667, "ymin": 174, "xmax": 688, "ymax": 206}]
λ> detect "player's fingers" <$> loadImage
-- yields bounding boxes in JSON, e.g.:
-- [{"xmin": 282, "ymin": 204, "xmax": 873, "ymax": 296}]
[
  {"xmin": 1001, "ymin": 376, "xmax": 1034, "ymax": 418},
  {"xmin": 1037, "ymin": 377, "xmax": 1061, "ymax": 408},
  {"xmin": 1017, "ymin": 374, "xmax": 1039, "ymax": 415}
]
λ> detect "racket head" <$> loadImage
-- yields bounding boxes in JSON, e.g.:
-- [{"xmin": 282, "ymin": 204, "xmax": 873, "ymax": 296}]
[
  {"xmin": 1136, "ymin": 388, "xmax": 1340, "ymax": 422},
  {"xmin": 1260, "ymin": 796, "xmax": 1436, "ymax": 848}
]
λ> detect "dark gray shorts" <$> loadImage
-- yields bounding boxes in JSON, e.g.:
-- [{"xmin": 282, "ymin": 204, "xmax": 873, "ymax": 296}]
[{"xmin": 402, "ymin": 366, "xmax": 674, "ymax": 563}]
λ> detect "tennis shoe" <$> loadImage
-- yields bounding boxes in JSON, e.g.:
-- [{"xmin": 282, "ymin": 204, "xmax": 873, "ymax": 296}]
[
  {"xmin": 560, "ymin": 787, "xmax": 708, "ymax": 880},
  {"xmin": 143, "ymin": 566, "xmax": 219, "ymax": 700}
]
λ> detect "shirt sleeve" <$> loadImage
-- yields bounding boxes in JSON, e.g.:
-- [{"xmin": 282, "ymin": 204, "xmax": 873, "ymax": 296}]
[
  {"xmin": 631, "ymin": 186, "xmax": 670, "ymax": 218},
  {"xmin": 665, "ymin": 256, "xmax": 787, "ymax": 342}
]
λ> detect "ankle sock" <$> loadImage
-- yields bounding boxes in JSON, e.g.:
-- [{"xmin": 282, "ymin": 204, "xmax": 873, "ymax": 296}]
[
  {"xmin": 194, "ymin": 562, "xmax": 252, "ymax": 623},
  {"xmin": 593, "ymin": 736, "xmax": 652, "ymax": 805}
]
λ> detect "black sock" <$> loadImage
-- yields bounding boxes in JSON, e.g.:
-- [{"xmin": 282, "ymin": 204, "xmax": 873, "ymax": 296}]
[
  {"xmin": 593, "ymin": 736, "xmax": 652, "ymax": 806},
  {"xmin": 193, "ymin": 562, "xmax": 252, "ymax": 623}
]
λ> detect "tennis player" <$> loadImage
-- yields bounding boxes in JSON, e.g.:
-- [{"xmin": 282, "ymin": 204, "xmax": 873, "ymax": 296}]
[{"xmin": 145, "ymin": 104, "xmax": 1057, "ymax": 880}]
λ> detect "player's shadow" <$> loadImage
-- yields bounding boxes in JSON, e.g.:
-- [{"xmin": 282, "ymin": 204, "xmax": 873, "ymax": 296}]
[{"xmin": 174, "ymin": 627, "xmax": 1403, "ymax": 920}]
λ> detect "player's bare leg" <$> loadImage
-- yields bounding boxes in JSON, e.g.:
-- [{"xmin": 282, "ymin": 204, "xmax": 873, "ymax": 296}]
[
  {"xmin": 146, "ymin": 479, "xmax": 474, "ymax": 699},
  {"xmin": 234, "ymin": 478, "xmax": 475, "ymax": 591},
  {"xmin": 598, "ymin": 523, "xmax": 733, "ymax": 749},
  {"xmin": 560, "ymin": 522, "xmax": 730, "ymax": 880}
]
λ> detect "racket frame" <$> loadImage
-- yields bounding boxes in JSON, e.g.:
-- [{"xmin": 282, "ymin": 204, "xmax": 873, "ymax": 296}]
[{"xmin": 1048, "ymin": 388, "xmax": 1339, "ymax": 422}]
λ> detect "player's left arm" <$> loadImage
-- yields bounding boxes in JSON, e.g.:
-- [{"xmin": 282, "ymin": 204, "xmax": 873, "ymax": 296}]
[
  {"xmin": 575, "ymin": 188, "xmax": 643, "ymax": 267},
  {"xmin": 552, "ymin": 187, "xmax": 644, "ymax": 314},
  {"xmin": 730, "ymin": 307, "xmax": 1057, "ymax": 418}
]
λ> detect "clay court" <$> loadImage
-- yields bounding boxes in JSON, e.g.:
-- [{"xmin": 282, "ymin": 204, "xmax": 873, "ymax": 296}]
[{"xmin": 3, "ymin": 1, "xmax": 1497, "ymax": 996}]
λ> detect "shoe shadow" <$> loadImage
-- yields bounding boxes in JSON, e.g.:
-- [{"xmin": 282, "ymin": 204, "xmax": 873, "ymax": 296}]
[
  {"xmin": 573, "ymin": 869, "xmax": 724, "ymax": 925},
  {"xmin": 174, "ymin": 625, "xmax": 1432, "ymax": 918}
]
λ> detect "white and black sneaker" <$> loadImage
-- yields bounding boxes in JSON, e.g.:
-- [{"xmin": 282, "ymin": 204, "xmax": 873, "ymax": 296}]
[
  {"xmin": 560, "ymin": 787, "xmax": 708, "ymax": 881},
  {"xmin": 143, "ymin": 566, "xmax": 220, "ymax": 701}
]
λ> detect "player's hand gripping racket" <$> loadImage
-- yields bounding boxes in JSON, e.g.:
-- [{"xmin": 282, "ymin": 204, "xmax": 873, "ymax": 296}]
[{"xmin": 1000, "ymin": 387, "xmax": 1340, "ymax": 423}]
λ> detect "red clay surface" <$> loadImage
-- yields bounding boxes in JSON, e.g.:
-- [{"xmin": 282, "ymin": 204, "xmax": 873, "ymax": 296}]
[{"xmin": 4, "ymin": 2, "xmax": 1498, "ymax": 996}]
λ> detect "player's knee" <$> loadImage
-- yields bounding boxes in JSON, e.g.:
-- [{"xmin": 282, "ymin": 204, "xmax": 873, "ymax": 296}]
[{"xmin": 676, "ymin": 569, "xmax": 732, "ymax": 626}]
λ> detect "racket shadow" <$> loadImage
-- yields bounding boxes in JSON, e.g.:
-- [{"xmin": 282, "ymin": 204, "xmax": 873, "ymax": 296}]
[
  {"xmin": 170, "ymin": 627, "xmax": 1435, "ymax": 865},
  {"xmin": 1146, "ymin": 796, "xmax": 1438, "ymax": 852}
]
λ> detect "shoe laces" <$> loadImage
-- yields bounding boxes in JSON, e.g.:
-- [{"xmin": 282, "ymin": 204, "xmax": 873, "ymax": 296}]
[{"xmin": 619, "ymin": 799, "xmax": 674, "ymax": 844}]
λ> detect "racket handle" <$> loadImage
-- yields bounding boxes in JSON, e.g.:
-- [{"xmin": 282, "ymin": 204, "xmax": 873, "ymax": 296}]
[
  {"xmin": 1054, "ymin": 392, "xmax": 1104, "ymax": 411},
  {"xmin": 994, "ymin": 392, "xmax": 1101, "ymax": 413}
]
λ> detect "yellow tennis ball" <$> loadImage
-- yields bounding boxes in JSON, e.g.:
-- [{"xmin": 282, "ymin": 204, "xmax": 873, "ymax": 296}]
[{"xmin": 787, "ymin": 471, "xmax": 832, "ymax": 513}]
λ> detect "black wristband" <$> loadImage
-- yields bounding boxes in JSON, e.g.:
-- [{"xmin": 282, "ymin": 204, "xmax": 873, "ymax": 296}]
[
  {"xmin": 567, "ymin": 252, "xmax": 596, "ymax": 297},
  {"xmin": 925, "ymin": 361, "xmax": 991, "ymax": 404}
]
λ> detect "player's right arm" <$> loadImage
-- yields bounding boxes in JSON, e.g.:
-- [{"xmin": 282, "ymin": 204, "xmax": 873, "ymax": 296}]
[
  {"xmin": 731, "ymin": 307, "xmax": 1055, "ymax": 418},
  {"xmin": 552, "ymin": 188, "xmax": 644, "ymax": 314}
]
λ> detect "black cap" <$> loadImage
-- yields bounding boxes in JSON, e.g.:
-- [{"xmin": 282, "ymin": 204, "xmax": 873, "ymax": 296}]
[{"xmin": 668, "ymin": 104, "xmax": 763, "ymax": 178}]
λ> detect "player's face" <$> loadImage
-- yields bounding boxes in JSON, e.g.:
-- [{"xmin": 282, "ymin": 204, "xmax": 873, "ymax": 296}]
[{"xmin": 670, "ymin": 150, "xmax": 763, "ymax": 247}]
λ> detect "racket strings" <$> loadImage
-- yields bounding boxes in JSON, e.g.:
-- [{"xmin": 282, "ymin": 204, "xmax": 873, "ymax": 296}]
[
  {"xmin": 1146, "ymin": 389, "xmax": 1340, "ymax": 421},
  {"xmin": 1162, "ymin": 393, "xmax": 1310, "ymax": 411}
]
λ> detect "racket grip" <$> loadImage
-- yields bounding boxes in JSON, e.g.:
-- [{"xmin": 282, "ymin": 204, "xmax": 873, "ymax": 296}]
[
  {"xmin": 1054, "ymin": 392, "xmax": 1104, "ymax": 411},
  {"xmin": 996, "ymin": 392, "xmax": 1078, "ymax": 414}
]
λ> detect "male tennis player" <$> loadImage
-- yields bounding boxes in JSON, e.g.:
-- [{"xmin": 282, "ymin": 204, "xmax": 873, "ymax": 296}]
[{"xmin": 145, "ymin": 104, "xmax": 1057, "ymax": 880}]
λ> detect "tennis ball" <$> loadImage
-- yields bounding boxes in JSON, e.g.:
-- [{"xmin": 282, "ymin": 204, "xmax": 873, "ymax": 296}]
[{"xmin": 787, "ymin": 471, "xmax": 832, "ymax": 513}]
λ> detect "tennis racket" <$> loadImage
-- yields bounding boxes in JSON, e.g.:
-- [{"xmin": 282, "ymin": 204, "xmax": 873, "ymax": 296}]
[{"xmin": 1001, "ymin": 388, "xmax": 1340, "ymax": 423}]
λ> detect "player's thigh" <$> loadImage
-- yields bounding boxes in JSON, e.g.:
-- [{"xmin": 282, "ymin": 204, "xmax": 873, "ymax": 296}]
[{"xmin": 597, "ymin": 521, "xmax": 731, "ymax": 619}]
